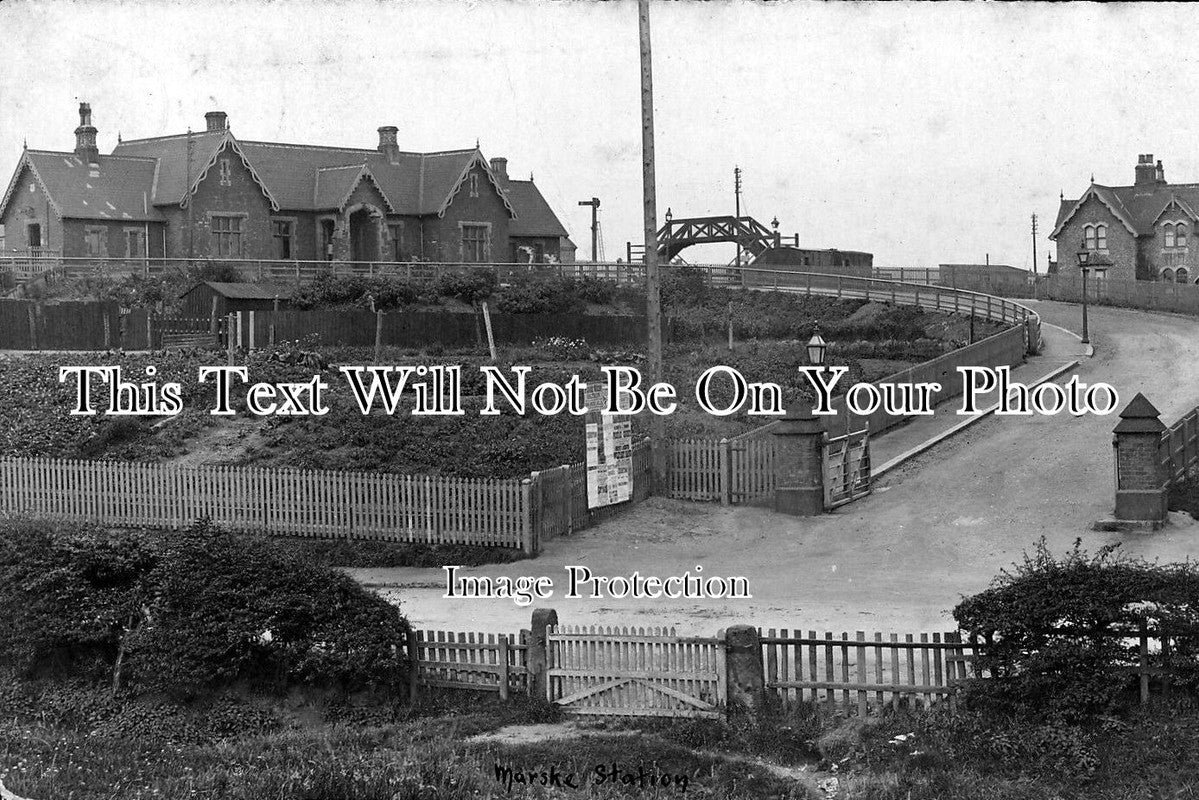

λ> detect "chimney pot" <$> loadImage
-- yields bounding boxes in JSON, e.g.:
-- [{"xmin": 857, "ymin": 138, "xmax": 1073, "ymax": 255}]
[
  {"xmin": 1135, "ymin": 153, "xmax": 1158, "ymax": 186},
  {"xmin": 205, "ymin": 111, "xmax": 228, "ymax": 132},
  {"xmin": 377, "ymin": 126, "xmax": 399, "ymax": 161},
  {"xmin": 490, "ymin": 157, "xmax": 508, "ymax": 180},
  {"xmin": 74, "ymin": 101, "xmax": 100, "ymax": 164}
]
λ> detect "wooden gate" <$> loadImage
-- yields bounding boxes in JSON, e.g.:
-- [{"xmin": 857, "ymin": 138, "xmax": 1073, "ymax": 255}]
[
  {"xmin": 546, "ymin": 625, "xmax": 726, "ymax": 718},
  {"xmin": 824, "ymin": 427, "xmax": 871, "ymax": 508}
]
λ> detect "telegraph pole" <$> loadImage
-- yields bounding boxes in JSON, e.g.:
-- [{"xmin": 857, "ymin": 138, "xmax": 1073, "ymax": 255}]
[
  {"xmin": 734, "ymin": 166, "xmax": 743, "ymax": 270},
  {"xmin": 639, "ymin": 0, "xmax": 666, "ymax": 488},
  {"xmin": 1030, "ymin": 213, "xmax": 1038, "ymax": 276},
  {"xmin": 578, "ymin": 197, "xmax": 601, "ymax": 262}
]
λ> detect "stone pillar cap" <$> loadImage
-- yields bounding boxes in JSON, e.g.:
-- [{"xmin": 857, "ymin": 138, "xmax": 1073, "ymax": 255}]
[{"xmin": 1114, "ymin": 392, "xmax": 1166, "ymax": 434}]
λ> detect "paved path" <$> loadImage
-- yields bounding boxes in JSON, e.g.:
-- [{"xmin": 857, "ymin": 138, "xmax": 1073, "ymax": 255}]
[
  {"xmin": 869, "ymin": 320, "xmax": 1089, "ymax": 472},
  {"xmin": 356, "ymin": 301, "xmax": 1199, "ymax": 636}
]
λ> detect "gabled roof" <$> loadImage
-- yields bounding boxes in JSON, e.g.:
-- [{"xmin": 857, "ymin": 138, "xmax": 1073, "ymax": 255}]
[
  {"xmin": 1051, "ymin": 181, "xmax": 1199, "ymax": 240},
  {"xmin": 501, "ymin": 177, "xmax": 569, "ymax": 237},
  {"xmin": 313, "ymin": 163, "xmax": 397, "ymax": 213},
  {"xmin": 113, "ymin": 132, "xmax": 521, "ymax": 218},
  {"xmin": 112, "ymin": 131, "xmax": 280, "ymax": 211},
  {"xmin": 184, "ymin": 281, "xmax": 294, "ymax": 300},
  {"xmin": 1151, "ymin": 195, "xmax": 1199, "ymax": 225},
  {"xmin": 0, "ymin": 149, "xmax": 164, "ymax": 222},
  {"xmin": 11, "ymin": 118, "xmax": 568, "ymax": 228}
]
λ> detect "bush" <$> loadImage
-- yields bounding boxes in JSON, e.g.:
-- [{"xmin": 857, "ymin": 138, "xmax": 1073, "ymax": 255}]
[
  {"xmin": 494, "ymin": 275, "xmax": 584, "ymax": 314},
  {"xmin": 433, "ymin": 269, "xmax": 497, "ymax": 305},
  {"xmin": 954, "ymin": 538, "xmax": 1199, "ymax": 721},
  {"xmin": 0, "ymin": 518, "xmax": 410, "ymax": 697}
]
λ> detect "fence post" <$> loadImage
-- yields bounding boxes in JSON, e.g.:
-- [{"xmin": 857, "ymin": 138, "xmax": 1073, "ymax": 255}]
[
  {"xmin": 406, "ymin": 629, "xmax": 421, "ymax": 703},
  {"xmin": 528, "ymin": 608, "xmax": 558, "ymax": 702},
  {"xmin": 521, "ymin": 478, "xmax": 536, "ymax": 555},
  {"xmin": 724, "ymin": 625, "xmax": 764, "ymax": 715},
  {"xmin": 719, "ymin": 437, "xmax": 730, "ymax": 505},
  {"xmin": 1139, "ymin": 620, "xmax": 1150, "ymax": 705},
  {"xmin": 498, "ymin": 635, "xmax": 511, "ymax": 701}
]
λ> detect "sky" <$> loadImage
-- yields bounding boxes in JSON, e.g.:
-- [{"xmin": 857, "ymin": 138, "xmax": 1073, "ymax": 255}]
[{"xmin": 2, "ymin": 0, "xmax": 1198, "ymax": 270}]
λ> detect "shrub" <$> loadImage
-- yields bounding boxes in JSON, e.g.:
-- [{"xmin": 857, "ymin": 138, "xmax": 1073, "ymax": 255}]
[
  {"xmin": 0, "ymin": 518, "xmax": 410, "ymax": 697},
  {"xmin": 954, "ymin": 538, "xmax": 1199, "ymax": 721},
  {"xmin": 434, "ymin": 269, "xmax": 497, "ymax": 305},
  {"xmin": 494, "ymin": 276, "xmax": 584, "ymax": 314}
]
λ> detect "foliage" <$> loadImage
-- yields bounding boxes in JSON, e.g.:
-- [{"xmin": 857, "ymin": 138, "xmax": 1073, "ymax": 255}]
[
  {"xmin": 953, "ymin": 537, "xmax": 1199, "ymax": 721},
  {"xmin": 0, "ymin": 518, "xmax": 410, "ymax": 697},
  {"xmin": 493, "ymin": 275, "xmax": 585, "ymax": 314},
  {"xmin": 433, "ymin": 269, "xmax": 498, "ymax": 305},
  {"xmin": 530, "ymin": 335, "xmax": 591, "ymax": 361},
  {"xmin": 1169, "ymin": 473, "xmax": 1199, "ymax": 519}
]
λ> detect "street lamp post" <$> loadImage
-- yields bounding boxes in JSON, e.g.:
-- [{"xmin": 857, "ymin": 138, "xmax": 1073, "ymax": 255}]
[
  {"xmin": 806, "ymin": 325, "xmax": 827, "ymax": 369},
  {"xmin": 1076, "ymin": 250, "xmax": 1091, "ymax": 345}
]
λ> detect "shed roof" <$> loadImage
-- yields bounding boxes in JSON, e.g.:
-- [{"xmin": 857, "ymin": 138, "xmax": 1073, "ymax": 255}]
[{"xmin": 185, "ymin": 281, "xmax": 295, "ymax": 300}]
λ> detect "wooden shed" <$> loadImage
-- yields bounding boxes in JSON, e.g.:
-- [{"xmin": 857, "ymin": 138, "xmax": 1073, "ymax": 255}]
[{"xmin": 179, "ymin": 282, "xmax": 295, "ymax": 318}]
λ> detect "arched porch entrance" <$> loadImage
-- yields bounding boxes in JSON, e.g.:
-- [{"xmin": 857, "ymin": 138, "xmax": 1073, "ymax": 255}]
[{"xmin": 347, "ymin": 204, "xmax": 384, "ymax": 263}]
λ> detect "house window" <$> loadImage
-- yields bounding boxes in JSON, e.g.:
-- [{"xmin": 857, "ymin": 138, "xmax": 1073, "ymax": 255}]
[
  {"xmin": 0, "ymin": 223, "xmax": 5, "ymax": 250},
  {"xmin": 1083, "ymin": 223, "xmax": 1107, "ymax": 250},
  {"xmin": 124, "ymin": 229, "xmax": 145, "ymax": 258},
  {"xmin": 469, "ymin": 173, "xmax": 479, "ymax": 198},
  {"xmin": 211, "ymin": 215, "xmax": 243, "ymax": 257},
  {"xmin": 26, "ymin": 223, "xmax": 42, "ymax": 248},
  {"xmin": 1177, "ymin": 267, "xmax": 1189, "ymax": 283},
  {"xmin": 1178, "ymin": 224, "xmax": 1188, "ymax": 248},
  {"xmin": 84, "ymin": 227, "xmax": 106, "ymax": 257},
  {"xmin": 1165, "ymin": 223, "xmax": 1176, "ymax": 248},
  {"xmin": 272, "ymin": 220, "xmax": 294, "ymax": 259},
  {"xmin": 388, "ymin": 223, "xmax": 403, "ymax": 261},
  {"xmin": 1163, "ymin": 268, "xmax": 1176, "ymax": 282},
  {"xmin": 461, "ymin": 223, "xmax": 489, "ymax": 262},
  {"xmin": 219, "ymin": 159, "xmax": 232, "ymax": 187}
]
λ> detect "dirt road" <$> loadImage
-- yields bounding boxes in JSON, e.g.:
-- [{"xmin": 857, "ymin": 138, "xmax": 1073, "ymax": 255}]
[{"xmin": 353, "ymin": 301, "xmax": 1199, "ymax": 635}]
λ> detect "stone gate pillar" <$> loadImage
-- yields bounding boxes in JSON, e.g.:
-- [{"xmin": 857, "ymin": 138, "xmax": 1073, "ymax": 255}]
[
  {"xmin": 1112, "ymin": 393, "xmax": 1169, "ymax": 527},
  {"xmin": 773, "ymin": 402, "xmax": 825, "ymax": 516},
  {"xmin": 724, "ymin": 625, "xmax": 764, "ymax": 714}
]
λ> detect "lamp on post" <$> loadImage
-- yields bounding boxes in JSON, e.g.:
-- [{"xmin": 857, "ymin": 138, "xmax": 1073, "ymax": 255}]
[
  {"xmin": 806, "ymin": 325, "xmax": 827, "ymax": 369},
  {"xmin": 1076, "ymin": 250, "xmax": 1091, "ymax": 345}
]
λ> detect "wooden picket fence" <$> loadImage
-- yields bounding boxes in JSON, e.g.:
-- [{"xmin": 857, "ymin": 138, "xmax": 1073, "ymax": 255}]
[
  {"xmin": 0, "ymin": 457, "xmax": 530, "ymax": 549},
  {"xmin": 760, "ymin": 629, "xmax": 976, "ymax": 716},
  {"xmin": 529, "ymin": 438, "xmax": 654, "ymax": 546},
  {"xmin": 409, "ymin": 629, "xmax": 529, "ymax": 699}
]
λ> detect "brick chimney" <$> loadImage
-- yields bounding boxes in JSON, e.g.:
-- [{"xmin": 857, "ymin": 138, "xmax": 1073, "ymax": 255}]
[
  {"xmin": 1135, "ymin": 154, "xmax": 1157, "ymax": 186},
  {"xmin": 490, "ymin": 157, "xmax": 508, "ymax": 180},
  {"xmin": 74, "ymin": 102, "xmax": 99, "ymax": 164},
  {"xmin": 205, "ymin": 111, "xmax": 228, "ymax": 132},
  {"xmin": 377, "ymin": 126, "xmax": 399, "ymax": 162},
  {"xmin": 1156, "ymin": 159, "xmax": 1166, "ymax": 184}
]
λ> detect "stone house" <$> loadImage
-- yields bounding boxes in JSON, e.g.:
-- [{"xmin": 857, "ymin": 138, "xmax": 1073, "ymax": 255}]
[
  {"xmin": 0, "ymin": 103, "xmax": 572, "ymax": 265},
  {"xmin": 1051, "ymin": 154, "xmax": 1199, "ymax": 283}
]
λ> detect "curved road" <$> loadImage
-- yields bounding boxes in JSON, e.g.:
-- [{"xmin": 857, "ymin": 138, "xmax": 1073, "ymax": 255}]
[{"xmin": 355, "ymin": 300, "xmax": 1199, "ymax": 635}]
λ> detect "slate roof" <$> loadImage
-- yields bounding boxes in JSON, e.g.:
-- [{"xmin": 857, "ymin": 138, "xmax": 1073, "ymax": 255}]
[
  {"xmin": 5, "ymin": 123, "xmax": 568, "ymax": 237},
  {"xmin": 1052, "ymin": 181, "xmax": 1199, "ymax": 240},
  {"xmin": 0, "ymin": 150, "xmax": 164, "ymax": 222},
  {"xmin": 187, "ymin": 281, "xmax": 295, "ymax": 300},
  {"xmin": 111, "ymin": 134, "xmax": 518, "ymax": 217},
  {"xmin": 501, "ymin": 178, "xmax": 570, "ymax": 237}
]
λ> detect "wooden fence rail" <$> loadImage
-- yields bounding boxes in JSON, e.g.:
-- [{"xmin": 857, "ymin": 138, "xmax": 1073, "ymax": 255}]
[{"xmin": 0, "ymin": 457, "xmax": 530, "ymax": 549}]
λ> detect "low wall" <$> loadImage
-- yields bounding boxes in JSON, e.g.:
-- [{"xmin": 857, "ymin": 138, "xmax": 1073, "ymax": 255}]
[{"xmin": 829, "ymin": 324, "xmax": 1027, "ymax": 437}]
